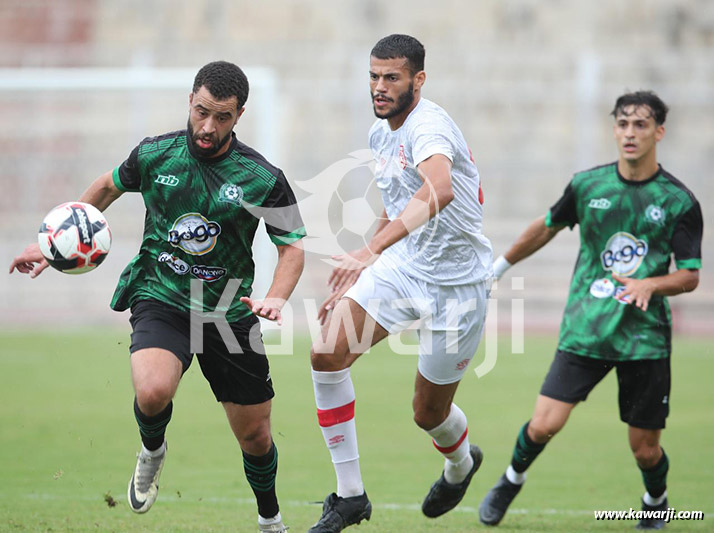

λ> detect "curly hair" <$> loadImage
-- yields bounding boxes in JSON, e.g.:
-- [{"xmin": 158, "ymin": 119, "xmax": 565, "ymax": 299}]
[
  {"xmin": 611, "ymin": 91, "xmax": 669, "ymax": 125},
  {"xmin": 192, "ymin": 61, "xmax": 249, "ymax": 109}
]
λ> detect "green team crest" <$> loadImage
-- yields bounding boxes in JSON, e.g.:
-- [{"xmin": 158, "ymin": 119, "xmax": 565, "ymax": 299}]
[
  {"xmin": 645, "ymin": 204, "xmax": 666, "ymax": 225},
  {"xmin": 219, "ymin": 183, "xmax": 244, "ymax": 205}
]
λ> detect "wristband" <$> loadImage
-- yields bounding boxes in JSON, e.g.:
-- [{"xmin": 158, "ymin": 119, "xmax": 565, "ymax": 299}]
[{"xmin": 492, "ymin": 255, "xmax": 512, "ymax": 279}]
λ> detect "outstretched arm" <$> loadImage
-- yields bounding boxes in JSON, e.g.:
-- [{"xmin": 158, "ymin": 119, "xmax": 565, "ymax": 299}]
[
  {"xmin": 9, "ymin": 171, "xmax": 123, "ymax": 277},
  {"xmin": 240, "ymin": 240, "xmax": 305, "ymax": 325},
  {"xmin": 492, "ymin": 215, "xmax": 565, "ymax": 279}
]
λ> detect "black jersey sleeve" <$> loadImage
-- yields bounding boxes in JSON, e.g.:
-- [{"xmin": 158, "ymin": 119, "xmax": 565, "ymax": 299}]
[
  {"xmin": 546, "ymin": 181, "xmax": 578, "ymax": 228},
  {"xmin": 261, "ymin": 171, "xmax": 306, "ymax": 245},
  {"xmin": 672, "ymin": 200, "xmax": 703, "ymax": 268},
  {"xmin": 114, "ymin": 144, "xmax": 142, "ymax": 192}
]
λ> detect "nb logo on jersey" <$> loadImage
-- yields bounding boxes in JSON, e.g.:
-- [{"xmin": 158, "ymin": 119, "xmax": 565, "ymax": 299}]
[
  {"xmin": 155, "ymin": 174, "xmax": 179, "ymax": 187},
  {"xmin": 588, "ymin": 198, "xmax": 611, "ymax": 210}
]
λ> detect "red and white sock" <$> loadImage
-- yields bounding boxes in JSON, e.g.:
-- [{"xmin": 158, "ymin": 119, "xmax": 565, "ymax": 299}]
[
  {"xmin": 312, "ymin": 368, "xmax": 364, "ymax": 498},
  {"xmin": 427, "ymin": 403, "xmax": 473, "ymax": 484}
]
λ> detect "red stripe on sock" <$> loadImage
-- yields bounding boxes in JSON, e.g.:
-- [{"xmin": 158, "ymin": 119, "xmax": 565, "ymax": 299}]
[
  {"xmin": 317, "ymin": 400, "xmax": 355, "ymax": 427},
  {"xmin": 433, "ymin": 428, "xmax": 468, "ymax": 454}
]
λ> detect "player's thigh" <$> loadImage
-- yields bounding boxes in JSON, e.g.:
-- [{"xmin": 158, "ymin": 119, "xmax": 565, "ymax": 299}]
[
  {"xmin": 417, "ymin": 279, "xmax": 488, "ymax": 385},
  {"xmin": 616, "ymin": 357, "xmax": 670, "ymax": 430},
  {"xmin": 529, "ymin": 394, "xmax": 577, "ymax": 440},
  {"xmin": 131, "ymin": 348, "xmax": 183, "ymax": 397},
  {"xmin": 312, "ymin": 297, "xmax": 389, "ymax": 370},
  {"xmin": 196, "ymin": 315, "xmax": 275, "ymax": 406},
  {"xmin": 128, "ymin": 299, "xmax": 191, "ymax": 406},
  {"xmin": 539, "ymin": 350, "xmax": 613, "ymax": 404}
]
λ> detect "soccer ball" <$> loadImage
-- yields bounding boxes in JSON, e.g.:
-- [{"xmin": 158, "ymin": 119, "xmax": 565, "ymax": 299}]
[{"xmin": 37, "ymin": 202, "xmax": 112, "ymax": 274}]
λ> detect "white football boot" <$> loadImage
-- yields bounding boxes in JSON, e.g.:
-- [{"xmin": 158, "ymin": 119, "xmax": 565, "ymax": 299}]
[{"xmin": 127, "ymin": 442, "xmax": 166, "ymax": 513}]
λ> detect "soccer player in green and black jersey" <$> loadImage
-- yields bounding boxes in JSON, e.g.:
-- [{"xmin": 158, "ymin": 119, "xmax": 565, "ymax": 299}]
[
  {"xmin": 478, "ymin": 91, "xmax": 702, "ymax": 530},
  {"xmin": 10, "ymin": 61, "xmax": 304, "ymax": 533}
]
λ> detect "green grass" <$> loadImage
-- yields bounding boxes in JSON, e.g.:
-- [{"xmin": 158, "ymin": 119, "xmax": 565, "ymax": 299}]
[{"xmin": 0, "ymin": 330, "xmax": 712, "ymax": 532}]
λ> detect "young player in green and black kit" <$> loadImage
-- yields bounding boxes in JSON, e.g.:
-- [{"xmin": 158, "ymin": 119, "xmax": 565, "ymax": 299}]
[
  {"xmin": 478, "ymin": 91, "xmax": 702, "ymax": 531},
  {"xmin": 10, "ymin": 61, "xmax": 305, "ymax": 533}
]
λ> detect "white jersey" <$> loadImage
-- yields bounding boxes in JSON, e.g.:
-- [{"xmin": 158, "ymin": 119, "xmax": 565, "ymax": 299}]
[{"xmin": 368, "ymin": 98, "xmax": 493, "ymax": 285}]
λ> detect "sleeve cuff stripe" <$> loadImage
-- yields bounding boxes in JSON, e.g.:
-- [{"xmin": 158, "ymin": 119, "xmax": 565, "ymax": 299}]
[
  {"xmin": 676, "ymin": 258, "xmax": 701, "ymax": 269},
  {"xmin": 112, "ymin": 167, "xmax": 130, "ymax": 192}
]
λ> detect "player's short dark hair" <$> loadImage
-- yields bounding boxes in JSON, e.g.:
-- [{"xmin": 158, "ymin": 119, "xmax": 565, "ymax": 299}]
[
  {"xmin": 370, "ymin": 34, "xmax": 425, "ymax": 74},
  {"xmin": 611, "ymin": 91, "xmax": 669, "ymax": 125},
  {"xmin": 192, "ymin": 61, "xmax": 249, "ymax": 109}
]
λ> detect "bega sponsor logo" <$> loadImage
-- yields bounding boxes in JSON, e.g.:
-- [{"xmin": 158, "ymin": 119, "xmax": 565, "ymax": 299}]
[
  {"xmin": 168, "ymin": 213, "xmax": 222, "ymax": 256},
  {"xmin": 600, "ymin": 231, "xmax": 648, "ymax": 276}
]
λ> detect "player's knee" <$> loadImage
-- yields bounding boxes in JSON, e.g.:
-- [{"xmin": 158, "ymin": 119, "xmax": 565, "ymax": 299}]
[
  {"xmin": 632, "ymin": 445, "xmax": 661, "ymax": 468},
  {"xmin": 135, "ymin": 383, "xmax": 174, "ymax": 416},
  {"xmin": 239, "ymin": 426, "xmax": 273, "ymax": 456},
  {"xmin": 310, "ymin": 342, "xmax": 347, "ymax": 371},
  {"xmin": 413, "ymin": 404, "xmax": 449, "ymax": 431},
  {"xmin": 528, "ymin": 415, "xmax": 563, "ymax": 443}
]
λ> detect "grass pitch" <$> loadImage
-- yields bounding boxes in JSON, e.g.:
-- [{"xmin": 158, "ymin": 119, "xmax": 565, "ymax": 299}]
[{"xmin": 0, "ymin": 329, "xmax": 711, "ymax": 532}]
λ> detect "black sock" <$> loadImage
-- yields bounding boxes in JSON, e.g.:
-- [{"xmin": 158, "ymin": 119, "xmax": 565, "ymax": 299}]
[
  {"xmin": 133, "ymin": 397, "xmax": 172, "ymax": 451},
  {"xmin": 511, "ymin": 421, "xmax": 547, "ymax": 473},
  {"xmin": 639, "ymin": 448, "xmax": 668, "ymax": 499},
  {"xmin": 243, "ymin": 442, "xmax": 279, "ymax": 519}
]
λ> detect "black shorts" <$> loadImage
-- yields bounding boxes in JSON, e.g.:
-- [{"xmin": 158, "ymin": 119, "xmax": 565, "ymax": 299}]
[
  {"xmin": 540, "ymin": 350, "xmax": 670, "ymax": 429},
  {"xmin": 128, "ymin": 299, "xmax": 274, "ymax": 405}
]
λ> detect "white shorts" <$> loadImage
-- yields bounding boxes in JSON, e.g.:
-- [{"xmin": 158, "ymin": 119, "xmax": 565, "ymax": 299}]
[{"xmin": 344, "ymin": 257, "xmax": 489, "ymax": 385}]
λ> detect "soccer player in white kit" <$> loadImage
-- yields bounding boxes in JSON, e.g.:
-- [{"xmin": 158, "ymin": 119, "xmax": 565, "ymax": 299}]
[{"xmin": 308, "ymin": 34, "xmax": 493, "ymax": 532}]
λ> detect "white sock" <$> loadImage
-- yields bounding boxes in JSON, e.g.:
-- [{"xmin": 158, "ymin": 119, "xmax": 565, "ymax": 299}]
[
  {"xmin": 643, "ymin": 490, "xmax": 667, "ymax": 506},
  {"xmin": 312, "ymin": 368, "xmax": 364, "ymax": 498},
  {"xmin": 426, "ymin": 404, "xmax": 473, "ymax": 484},
  {"xmin": 142, "ymin": 442, "xmax": 165, "ymax": 458},
  {"xmin": 258, "ymin": 512, "xmax": 282, "ymax": 525},
  {"xmin": 506, "ymin": 464, "xmax": 526, "ymax": 485}
]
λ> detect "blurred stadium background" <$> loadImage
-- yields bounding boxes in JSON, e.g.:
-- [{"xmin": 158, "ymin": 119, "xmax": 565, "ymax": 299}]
[{"xmin": 1, "ymin": 0, "xmax": 712, "ymax": 334}]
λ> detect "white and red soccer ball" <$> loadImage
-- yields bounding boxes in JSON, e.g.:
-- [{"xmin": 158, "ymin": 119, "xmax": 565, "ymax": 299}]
[{"xmin": 37, "ymin": 202, "xmax": 112, "ymax": 274}]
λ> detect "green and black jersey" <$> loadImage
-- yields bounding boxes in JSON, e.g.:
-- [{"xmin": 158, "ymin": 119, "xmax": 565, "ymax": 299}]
[
  {"xmin": 110, "ymin": 130, "xmax": 306, "ymax": 322},
  {"xmin": 546, "ymin": 162, "xmax": 702, "ymax": 361}
]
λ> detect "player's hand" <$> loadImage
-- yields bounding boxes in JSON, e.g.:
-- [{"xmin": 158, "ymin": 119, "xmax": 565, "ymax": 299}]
[
  {"xmin": 327, "ymin": 246, "xmax": 378, "ymax": 293},
  {"xmin": 239, "ymin": 296, "xmax": 286, "ymax": 325},
  {"xmin": 9, "ymin": 243, "xmax": 49, "ymax": 278},
  {"xmin": 612, "ymin": 273, "xmax": 655, "ymax": 311},
  {"xmin": 317, "ymin": 284, "xmax": 352, "ymax": 326}
]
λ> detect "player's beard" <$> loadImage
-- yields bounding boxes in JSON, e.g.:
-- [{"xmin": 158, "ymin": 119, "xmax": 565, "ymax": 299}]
[
  {"xmin": 372, "ymin": 82, "xmax": 414, "ymax": 120},
  {"xmin": 187, "ymin": 119, "xmax": 232, "ymax": 158}
]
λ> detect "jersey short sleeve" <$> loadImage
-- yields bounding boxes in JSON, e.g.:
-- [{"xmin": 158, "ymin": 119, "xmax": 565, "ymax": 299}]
[
  {"xmin": 410, "ymin": 116, "xmax": 455, "ymax": 167},
  {"xmin": 546, "ymin": 182, "xmax": 578, "ymax": 228},
  {"xmin": 261, "ymin": 171, "xmax": 306, "ymax": 246},
  {"xmin": 111, "ymin": 144, "xmax": 142, "ymax": 192},
  {"xmin": 672, "ymin": 200, "xmax": 703, "ymax": 270}
]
